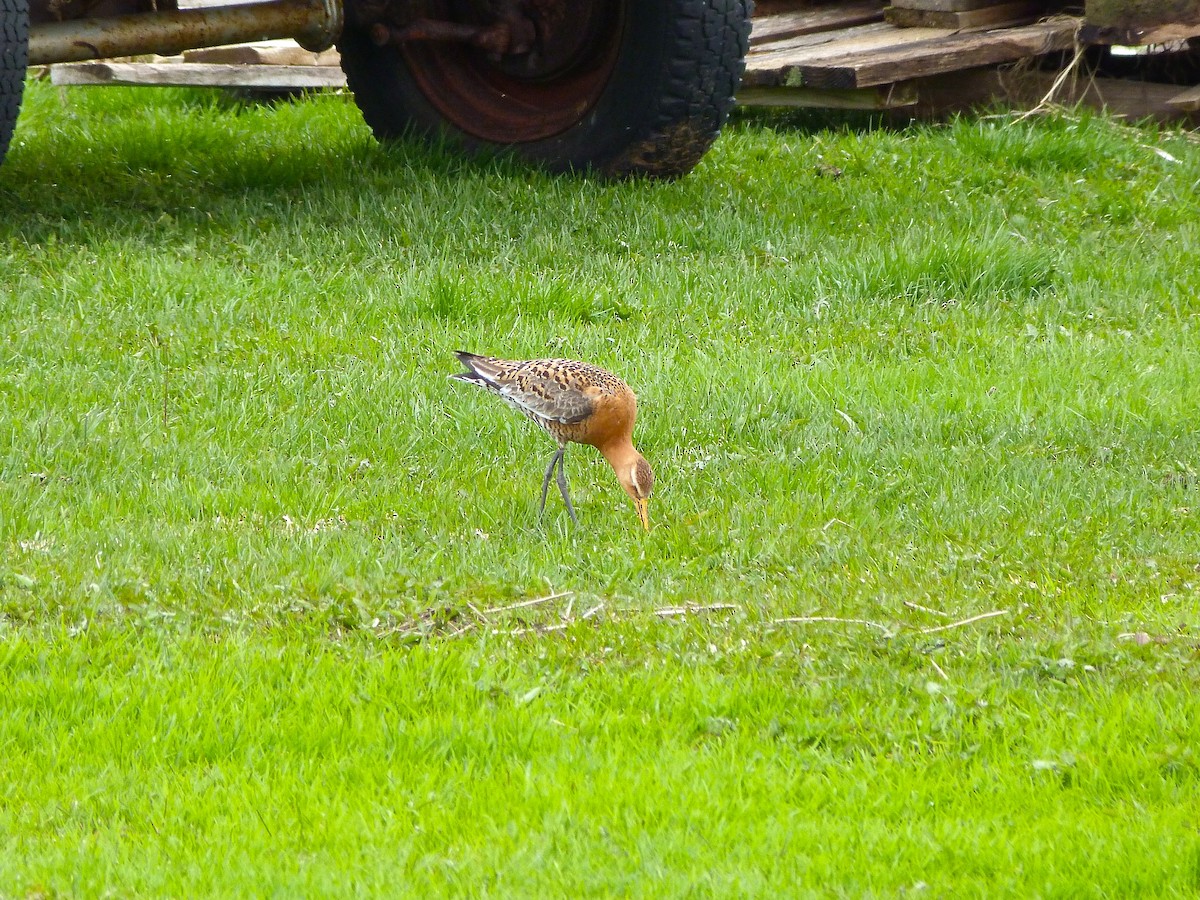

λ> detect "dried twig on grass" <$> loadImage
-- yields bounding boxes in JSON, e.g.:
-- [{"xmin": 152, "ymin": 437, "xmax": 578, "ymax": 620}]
[
  {"xmin": 501, "ymin": 602, "xmax": 605, "ymax": 637},
  {"xmin": 383, "ymin": 591, "xmax": 1010, "ymax": 645},
  {"xmin": 903, "ymin": 600, "xmax": 953, "ymax": 619},
  {"xmin": 917, "ymin": 609, "xmax": 1009, "ymax": 635},
  {"xmin": 655, "ymin": 603, "xmax": 739, "ymax": 617},
  {"xmin": 772, "ymin": 608, "xmax": 1010, "ymax": 638},
  {"xmin": 444, "ymin": 622, "xmax": 476, "ymax": 640},
  {"xmin": 1013, "ymin": 40, "xmax": 1088, "ymax": 123},
  {"xmin": 773, "ymin": 616, "xmax": 893, "ymax": 633},
  {"xmin": 1118, "ymin": 631, "xmax": 1172, "ymax": 646},
  {"xmin": 504, "ymin": 622, "xmax": 570, "ymax": 637},
  {"xmin": 482, "ymin": 590, "xmax": 573, "ymax": 616},
  {"xmin": 985, "ymin": 17, "xmax": 1091, "ymax": 124},
  {"xmin": 377, "ymin": 590, "xmax": 576, "ymax": 643}
]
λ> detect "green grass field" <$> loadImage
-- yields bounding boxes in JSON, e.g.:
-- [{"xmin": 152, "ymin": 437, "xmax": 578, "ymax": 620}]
[{"xmin": 2, "ymin": 80, "xmax": 1199, "ymax": 895}]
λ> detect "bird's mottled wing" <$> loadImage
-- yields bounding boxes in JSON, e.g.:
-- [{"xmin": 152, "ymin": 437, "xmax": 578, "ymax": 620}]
[
  {"xmin": 453, "ymin": 352, "xmax": 627, "ymax": 429},
  {"xmin": 497, "ymin": 363, "xmax": 594, "ymax": 425}
]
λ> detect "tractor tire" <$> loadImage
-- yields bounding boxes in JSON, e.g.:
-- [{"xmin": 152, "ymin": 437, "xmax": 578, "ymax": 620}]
[
  {"xmin": 0, "ymin": 0, "xmax": 28, "ymax": 167},
  {"xmin": 337, "ymin": 0, "xmax": 751, "ymax": 179}
]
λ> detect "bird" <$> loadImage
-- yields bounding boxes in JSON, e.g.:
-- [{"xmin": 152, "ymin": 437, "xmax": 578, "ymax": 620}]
[{"xmin": 451, "ymin": 351, "xmax": 654, "ymax": 531}]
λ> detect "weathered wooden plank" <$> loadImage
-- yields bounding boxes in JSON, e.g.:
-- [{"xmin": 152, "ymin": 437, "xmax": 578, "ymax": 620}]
[
  {"xmin": 1166, "ymin": 84, "xmax": 1200, "ymax": 112},
  {"xmin": 1084, "ymin": 0, "xmax": 1200, "ymax": 29},
  {"xmin": 737, "ymin": 82, "xmax": 918, "ymax": 109},
  {"xmin": 182, "ymin": 39, "xmax": 340, "ymax": 66},
  {"xmin": 744, "ymin": 22, "xmax": 955, "ymax": 86},
  {"xmin": 1026, "ymin": 70, "xmax": 1198, "ymax": 120},
  {"xmin": 889, "ymin": 0, "xmax": 1013, "ymax": 10},
  {"xmin": 751, "ymin": 21, "xmax": 898, "ymax": 58},
  {"xmin": 751, "ymin": 0, "xmax": 824, "ymax": 16},
  {"xmin": 750, "ymin": 0, "xmax": 883, "ymax": 47},
  {"xmin": 885, "ymin": 1, "xmax": 1040, "ymax": 28},
  {"xmin": 789, "ymin": 18, "xmax": 1078, "ymax": 89},
  {"xmin": 898, "ymin": 65, "xmax": 1200, "ymax": 121},
  {"xmin": 1076, "ymin": 76, "xmax": 1200, "ymax": 119},
  {"xmin": 50, "ymin": 61, "xmax": 347, "ymax": 89}
]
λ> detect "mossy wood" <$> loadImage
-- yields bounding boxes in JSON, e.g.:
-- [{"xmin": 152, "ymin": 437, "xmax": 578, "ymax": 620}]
[{"xmin": 1085, "ymin": 0, "xmax": 1200, "ymax": 27}]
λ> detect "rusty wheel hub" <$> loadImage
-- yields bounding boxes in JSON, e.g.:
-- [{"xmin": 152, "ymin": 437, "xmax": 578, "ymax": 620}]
[
  {"xmin": 493, "ymin": 0, "xmax": 611, "ymax": 80},
  {"xmin": 362, "ymin": 0, "xmax": 623, "ymax": 143}
]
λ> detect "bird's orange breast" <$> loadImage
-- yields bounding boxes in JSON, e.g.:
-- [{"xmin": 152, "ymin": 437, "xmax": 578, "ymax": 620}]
[{"xmin": 561, "ymin": 388, "xmax": 636, "ymax": 451}]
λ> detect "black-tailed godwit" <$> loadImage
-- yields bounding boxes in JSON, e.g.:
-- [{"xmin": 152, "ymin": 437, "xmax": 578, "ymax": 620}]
[{"xmin": 452, "ymin": 351, "xmax": 654, "ymax": 530}]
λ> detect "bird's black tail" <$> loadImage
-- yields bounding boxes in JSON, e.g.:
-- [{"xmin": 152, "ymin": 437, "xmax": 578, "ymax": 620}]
[{"xmin": 451, "ymin": 350, "xmax": 495, "ymax": 388}]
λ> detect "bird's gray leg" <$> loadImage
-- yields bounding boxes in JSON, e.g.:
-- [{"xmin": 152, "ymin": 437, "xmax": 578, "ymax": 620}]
[
  {"xmin": 555, "ymin": 449, "xmax": 579, "ymax": 525},
  {"xmin": 539, "ymin": 447, "xmax": 562, "ymax": 519}
]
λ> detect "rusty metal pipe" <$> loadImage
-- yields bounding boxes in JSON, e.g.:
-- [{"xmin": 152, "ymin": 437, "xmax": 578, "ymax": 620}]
[
  {"xmin": 368, "ymin": 18, "xmax": 516, "ymax": 55},
  {"xmin": 28, "ymin": 0, "xmax": 342, "ymax": 66}
]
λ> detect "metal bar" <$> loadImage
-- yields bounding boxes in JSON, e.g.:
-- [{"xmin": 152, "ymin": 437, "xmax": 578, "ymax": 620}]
[
  {"xmin": 28, "ymin": 0, "xmax": 342, "ymax": 66},
  {"xmin": 366, "ymin": 15, "xmax": 533, "ymax": 56},
  {"xmin": 369, "ymin": 19, "xmax": 503, "ymax": 52}
]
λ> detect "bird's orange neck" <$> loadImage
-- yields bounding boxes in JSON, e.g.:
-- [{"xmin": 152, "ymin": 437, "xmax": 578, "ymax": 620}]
[{"xmin": 599, "ymin": 439, "xmax": 642, "ymax": 478}]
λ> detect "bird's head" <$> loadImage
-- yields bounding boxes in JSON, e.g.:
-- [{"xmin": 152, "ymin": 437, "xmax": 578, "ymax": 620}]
[{"xmin": 617, "ymin": 454, "xmax": 654, "ymax": 532}]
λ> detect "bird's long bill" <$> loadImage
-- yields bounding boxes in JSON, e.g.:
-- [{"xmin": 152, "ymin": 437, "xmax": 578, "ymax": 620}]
[{"xmin": 635, "ymin": 498, "xmax": 651, "ymax": 532}]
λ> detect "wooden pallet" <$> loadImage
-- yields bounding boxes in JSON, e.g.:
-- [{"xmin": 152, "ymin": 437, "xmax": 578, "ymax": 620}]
[
  {"xmin": 745, "ymin": 3, "xmax": 1077, "ymax": 91},
  {"xmin": 743, "ymin": 2, "xmax": 1200, "ymax": 119}
]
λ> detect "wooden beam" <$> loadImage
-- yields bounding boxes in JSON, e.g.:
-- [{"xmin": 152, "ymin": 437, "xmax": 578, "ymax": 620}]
[
  {"xmin": 182, "ymin": 39, "xmax": 340, "ymax": 66},
  {"xmin": 1084, "ymin": 0, "xmax": 1200, "ymax": 29},
  {"xmin": 906, "ymin": 65, "xmax": 1200, "ymax": 121},
  {"xmin": 751, "ymin": 0, "xmax": 830, "ymax": 16},
  {"xmin": 889, "ymin": 0, "xmax": 1017, "ymax": 10},
  {"xmin": 744, "ymin": 22, "xmax": 955, "ymax": 86},
  {"xmin": 751, "ymin": 21, "xmax": 906, "ymax": 59},
  {"xmin": 884, "ymin": 1, "xmax": 1041, "ymax": 29},
  {"xmin": 737, "ymin": 82, "xmax": 919, "ymax": 109},
  {"xmin": 50, "ymin": 61, "xmax": 347, "ymax": 89},
  {"xmin": 1039, "ymin": 72, "xmax": 1200, "ymax": 121},
  {"xmin": 784, "ymin": 18, "xmax": 1078, "ymax": 89},
  {"xmin": 751, "ymin": 0, "xmax": 883, "ymax": 47},
  {"xmin": 1166, "ymin": 84, "xmax": 1200, "ymax": 112}
]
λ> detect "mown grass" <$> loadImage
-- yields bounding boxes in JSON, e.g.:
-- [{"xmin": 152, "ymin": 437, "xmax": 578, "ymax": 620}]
[{"xmin": 1, "ymin": 81, "xmax": 1199, "ymax": 895}]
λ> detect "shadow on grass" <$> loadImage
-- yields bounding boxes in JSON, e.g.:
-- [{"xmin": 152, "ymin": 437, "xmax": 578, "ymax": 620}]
[
  {"xmin": 0, "ymin": 84, "xmax": 539, "ymax": 244},
  {"xmin": 729, "ymin": 104, "xmax": 898, "ymax": 136}
]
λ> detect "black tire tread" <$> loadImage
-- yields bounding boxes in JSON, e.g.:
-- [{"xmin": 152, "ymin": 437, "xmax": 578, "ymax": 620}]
[
  {"xmin": 603, "ymin": 0, "xmax": 751, "ymax": 178},
  {"xmin": 0, "ymin": 0, "xmax": 29, "ymax": 167}
]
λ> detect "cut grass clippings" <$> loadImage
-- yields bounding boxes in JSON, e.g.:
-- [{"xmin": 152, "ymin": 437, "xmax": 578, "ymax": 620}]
[{"xmin": 1, "ymin": 82, "xmax": 1199, "ymax": 895}]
